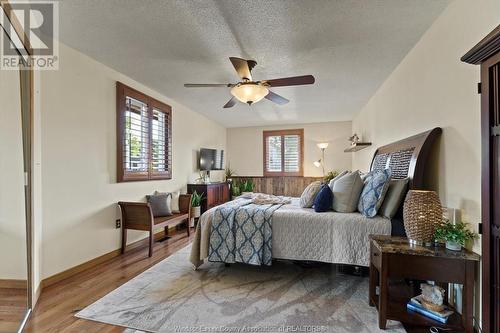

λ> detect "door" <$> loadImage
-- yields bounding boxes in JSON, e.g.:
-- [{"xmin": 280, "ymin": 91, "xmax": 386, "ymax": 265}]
[
  {"xmin": 0, "ymin": 5, "xmax": 34, "ymax": 330},
  {"xmin": 462, "ymin": 25, "xmax": 500, "ymax": 332},
  {"xmin": 482, "ymin": 52, "xmax": 500, "ymax": 333}
]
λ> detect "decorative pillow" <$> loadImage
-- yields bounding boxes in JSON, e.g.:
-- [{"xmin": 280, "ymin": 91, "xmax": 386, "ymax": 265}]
[
  {"xmin": 170, "ymin": 191, "xmax": 180, "ymax": 213},
  {"xmin": 300, "ymin": 181, "xmax": 322, "ymax": 208},
  {"xmin": 332, "ymin": 171, "xmax": 364, "ymax": 213},
  {"xmin": 313, "ymin": 184, "xmax": 333, "ymax": 212},
  {"xmin": 155, "ymin": 190, "xmax": 180, "ymax": 213},
  {"xmin": 358, "ymin": 168, "xmax": 392, "ymax": 217},
  {"xmin": 328, "ymin": 170, "xmax": 349, "ymax": 192},
  {"xmin": 360, "ymin": 171, "xmax": 370, "ymax": 183},
  {"xmin": 146, "ymin": 193, "xmax": 172, "ymax": 217},
  {"xmin": 379, "ymin": 178, "xmax": 409, "ymax": 218}
]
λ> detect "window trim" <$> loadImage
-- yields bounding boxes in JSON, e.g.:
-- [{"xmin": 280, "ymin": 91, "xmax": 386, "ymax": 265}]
[
  {"xmin": 263, "ymin": 129, "xmax": 304, "ymax": 177},
  {"xmin": 116, "ymin": 82, "xmax": 172, "ymax": 182}
]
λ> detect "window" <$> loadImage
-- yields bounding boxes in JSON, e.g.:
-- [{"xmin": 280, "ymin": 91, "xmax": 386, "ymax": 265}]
[
  {"xmin": 263, "ymin": 129, "xmax": 304, "ymax": 176},
  {"xmin": 117, "ymin": 82, "xmax": 172, "ymax": 182}
]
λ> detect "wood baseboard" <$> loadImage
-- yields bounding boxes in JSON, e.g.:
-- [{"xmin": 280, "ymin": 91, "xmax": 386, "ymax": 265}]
[
  {"xmin": 0, "ymin": 279, "xmax": 28, "ymax": 289},
  {"xmin": 41, "ymin": 227, "xmax": 176, "ymax": 289}
]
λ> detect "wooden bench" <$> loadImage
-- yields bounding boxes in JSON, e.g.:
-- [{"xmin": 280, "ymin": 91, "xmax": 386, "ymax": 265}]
[{"xmin": 118, "ymin": 194, "xmax": 192, "ymax": 257}]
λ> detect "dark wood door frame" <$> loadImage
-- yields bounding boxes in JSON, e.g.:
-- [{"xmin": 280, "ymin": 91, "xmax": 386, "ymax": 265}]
[{"xmin": 462, "ymin": 24, "xmax": 500, "ymax": 333}]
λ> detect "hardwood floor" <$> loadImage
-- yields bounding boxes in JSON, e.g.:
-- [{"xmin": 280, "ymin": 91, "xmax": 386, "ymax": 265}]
[
  {"xmin": 0, "ymin": 287, "xmax": 27, "ymax": 333},
  {"xmin": 24, "ymin": 228, "xmax": 194, "ymax": 333},
  {"xmin": 21, "ymin": 227, "xmax": 421, "ymax": 333}
]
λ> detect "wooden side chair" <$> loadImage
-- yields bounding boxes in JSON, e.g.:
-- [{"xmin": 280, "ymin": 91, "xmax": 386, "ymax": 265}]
[{"xmin": 118, "ymin": 194, "xmax": 192, "ymax": 257}]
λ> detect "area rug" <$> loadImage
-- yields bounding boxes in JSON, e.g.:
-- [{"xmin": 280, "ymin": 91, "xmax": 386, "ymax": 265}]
[{"xmin": 76, "ymin": 245, "xmax": 404, "ymax": 332}]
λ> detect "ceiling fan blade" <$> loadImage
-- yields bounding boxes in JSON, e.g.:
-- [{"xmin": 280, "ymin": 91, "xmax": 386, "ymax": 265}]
[
  {"xmin": 265, "ymin": 90, "xmax": 289, "ymax": 105},
  {"xmin": 229, "ymin": 57, "xmax": 256, "ymax": 81},
  {"xmin": 223, "ymin": 97, "xmax": 237, "ymax": 108},
  {"xmin": 184, "ymin": 83, "xmax": 232, "ymax": 87},
  {"xmin": 262, "ymin": 75, "xmax": 315, "ymax": 87}
]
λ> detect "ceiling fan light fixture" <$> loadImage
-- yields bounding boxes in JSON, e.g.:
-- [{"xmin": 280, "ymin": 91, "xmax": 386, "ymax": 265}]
[{"xmin": 230, "ymin": 83, "xmax": 269, "ymax": 105}]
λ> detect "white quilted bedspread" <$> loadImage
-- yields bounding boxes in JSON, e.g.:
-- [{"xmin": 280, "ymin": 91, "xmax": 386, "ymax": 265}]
[
  {"xmin": 272, "ymin": 198, "xmax": 391, "ymax": 266},
  {"xmin": 190, "ymin": 198, "xmax": 391, "ymax": 268}
]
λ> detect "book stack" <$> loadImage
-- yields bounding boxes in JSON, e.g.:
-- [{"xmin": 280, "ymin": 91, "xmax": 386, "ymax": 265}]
[{"xmin": 406, "ymin": 295, "xmax": 454, "ymax": 324}]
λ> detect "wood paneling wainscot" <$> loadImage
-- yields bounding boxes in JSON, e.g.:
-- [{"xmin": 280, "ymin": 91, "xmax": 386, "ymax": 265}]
[{"xmin": 232, "ymin": 176, "xmax": 322, "ymax": 197}]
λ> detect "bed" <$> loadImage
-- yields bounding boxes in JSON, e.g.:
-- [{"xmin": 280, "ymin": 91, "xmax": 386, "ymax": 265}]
[{"xmin": 190, "ymin": 128, "xmax": 442, "ymax": 268}]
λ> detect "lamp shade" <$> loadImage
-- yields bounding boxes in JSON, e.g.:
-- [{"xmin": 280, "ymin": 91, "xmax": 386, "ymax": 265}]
[
  {"xmin": 317, "ymin": 142, "xmax": 329, "ymax": 149},
  {"xmin": 313, "ymin": 160, "xmax": 321, "ymax": 168},
  {"xmin": 230, "ymin": 83, "xmax": 269, "ymax": 104},
  {"xmin": 403, "ymin": 190, "xmax": 442, "ymax": 245}
]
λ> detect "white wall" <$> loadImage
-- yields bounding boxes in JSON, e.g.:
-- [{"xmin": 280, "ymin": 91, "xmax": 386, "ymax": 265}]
[
  {"xmin": 352, "ymin": 0, "xmax": 499, "ymax": 249},
  {"xmin": 227, "ymin": 121, "xmax": 352, "ymax": 177},
  {"xmin": 40, "ymin": 43, "xmax": 226, "ymax": 278},
  {"xmin": 0, "ymin": 64, "xmax": 27, "ymax": 280},
  {"xmin": 351, "ymin": 0, "xmax": 499, "ymax": 324}
]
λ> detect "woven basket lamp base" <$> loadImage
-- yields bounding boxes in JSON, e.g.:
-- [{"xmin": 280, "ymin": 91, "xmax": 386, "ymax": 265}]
[{"xmin": 403, "ymin": 190, "xmax": 442, "ymax": 247}]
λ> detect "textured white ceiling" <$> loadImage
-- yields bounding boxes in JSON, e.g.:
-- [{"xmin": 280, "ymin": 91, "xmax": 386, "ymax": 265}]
[{"xmin": 57, "ymin": 0, "xmax": 450, "ymax": 127}]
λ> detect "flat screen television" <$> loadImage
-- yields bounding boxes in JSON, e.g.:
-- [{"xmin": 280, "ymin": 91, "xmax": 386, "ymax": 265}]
[{"xmin": 199, "ymin": 148, "xmax": 224, "ymax": 171}]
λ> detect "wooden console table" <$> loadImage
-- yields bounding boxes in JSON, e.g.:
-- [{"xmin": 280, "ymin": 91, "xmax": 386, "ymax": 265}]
[
  {"xmin": 187, "ymin": 183, "xmax": 229, "ymax": 215},
  {"xmin": 369, "ymin": 235, "xmax": 480, "ymax": 333}
]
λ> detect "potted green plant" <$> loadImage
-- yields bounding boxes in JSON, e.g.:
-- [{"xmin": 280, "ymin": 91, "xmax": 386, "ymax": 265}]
[
  {"xmin": 434, "ymin": 221, "xmax": 477, "ymax": 251},
  {"xmin": 240, "ymin": 179, "xmax": 254, "ymax": 194},
  {"xmin": 231, "ymin": 181, "xmax": 241, "ymax": 198},
  {"xmin": 190, "ymin": 191, "xmax": 204, "ymax": 226},
  {"xmin": 323, "ymin": 170, "xmax": 339, "ymax": 184},
  {"xmin": 225, "ymin": 164, "xmax": 235, "ymax": 183}
]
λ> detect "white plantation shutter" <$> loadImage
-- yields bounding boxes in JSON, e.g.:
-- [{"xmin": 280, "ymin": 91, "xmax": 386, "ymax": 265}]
[
  {"xmin": 266, "ymin": 135, "xmax": 282, "ymax": 172},
  {"xmin": 149, "ymin": 103, "xmax": 172, "ymax": 179},
  {"xmin": 284, "ymin": 135, "xmax": 300, "ymax": 172},
  {"xmin": 263, "ymin": 129, "xmax": 303, "ymax": 176},
  {"xmin": 151, "ymin": 109, "xmax": 165, "ymax": 172},
  {"xmin": 124, "ymin": 96, "xmax": 149, "ymax": 176}
]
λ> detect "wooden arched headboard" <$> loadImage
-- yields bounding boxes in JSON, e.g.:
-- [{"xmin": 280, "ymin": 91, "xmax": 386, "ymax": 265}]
[{"xmin": 369, "ymin": 127, "xmax": 442, "ymax": 190}]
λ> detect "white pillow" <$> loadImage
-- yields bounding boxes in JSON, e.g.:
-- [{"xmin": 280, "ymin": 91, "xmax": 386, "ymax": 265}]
[
  {"xmin": 170, "ymin": 191, "xmax": 180, "ymax": 213},
  {"xmin": 331, "ymin": 170, "xmax": 364, "ymax": 213},
  {"xmin": 328, "ymin": 170, "xmax": 349, "ymax": 192}
]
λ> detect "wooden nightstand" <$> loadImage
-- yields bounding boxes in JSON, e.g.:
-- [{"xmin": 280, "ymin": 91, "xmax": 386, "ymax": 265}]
[{"xmin": 369, "ymin": 235, "xmax": 480, "ymax": 333}]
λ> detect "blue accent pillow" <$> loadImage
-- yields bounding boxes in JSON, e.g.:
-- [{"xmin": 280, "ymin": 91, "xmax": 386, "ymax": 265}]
[
  {"xmin": 313, "ymin": 184, "xmax": 333, "ymax": 212},
  {"xmin": 358, "ymin": 168, "xmax": 392, "ymax": 217}
]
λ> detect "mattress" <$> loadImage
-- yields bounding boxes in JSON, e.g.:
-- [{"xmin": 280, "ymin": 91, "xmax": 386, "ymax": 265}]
[{"xmin": 190, "ymin": 198, "xmax": 392, "ymax": 268}]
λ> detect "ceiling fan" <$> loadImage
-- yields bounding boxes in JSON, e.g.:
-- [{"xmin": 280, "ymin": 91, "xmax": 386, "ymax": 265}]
[{"xmin": 184, "ymin": 57, "xmax": 315, "ymax": 108}]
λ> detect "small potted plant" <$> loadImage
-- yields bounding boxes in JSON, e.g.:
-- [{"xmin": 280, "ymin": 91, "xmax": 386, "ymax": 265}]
[
  {"xmin": 323, "ymin": 170, "xmax": 339, "ymax": 184},
  {"xmin": 190, "ymin": 191, "xmax": 204, "ymax": 227},
  {"xmin": 240, "ymin": 179, "xmax": 254, "ymax": 195},
  {"xmin": 434, "ymin": 221, "xmax": 477, "ymax": 251},
  {"xmin": 225, "ymin": 164, "xmax": 235, "ymax": 184},
  {"xmin": 231, "ymin": 181, "xmax": 241, "ymax": 198}
]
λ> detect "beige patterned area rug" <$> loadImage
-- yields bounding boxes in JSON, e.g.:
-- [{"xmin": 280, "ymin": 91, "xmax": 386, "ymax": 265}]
[{"xmin": 76, "ymin": 245, "xmax": 404, "ymax": 333}]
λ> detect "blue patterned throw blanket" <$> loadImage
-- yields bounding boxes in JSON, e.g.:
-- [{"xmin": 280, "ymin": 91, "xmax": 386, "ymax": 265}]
[{"xmin": 208, "ymin": 198, "xmax": 283, "ymax": 266}]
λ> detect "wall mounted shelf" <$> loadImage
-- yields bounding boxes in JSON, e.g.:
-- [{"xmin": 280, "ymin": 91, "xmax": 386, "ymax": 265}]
[{"xmin": 344, "ymin": 142, "xmax": 372, "ymax": 152}]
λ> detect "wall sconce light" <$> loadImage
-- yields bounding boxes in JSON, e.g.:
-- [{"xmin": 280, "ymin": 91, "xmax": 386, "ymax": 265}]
[{"xmin": 314, "ymin": 142, "xmax": 329, "ymax": 176}]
